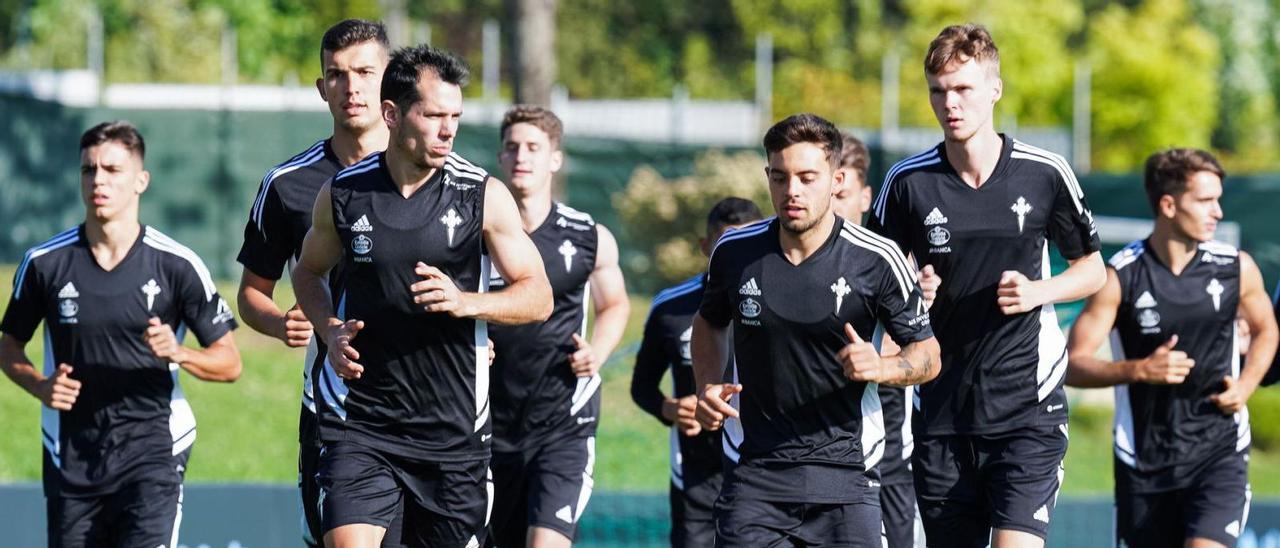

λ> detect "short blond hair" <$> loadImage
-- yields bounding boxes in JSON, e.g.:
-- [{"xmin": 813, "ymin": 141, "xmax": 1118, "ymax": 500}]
[{"xmin": 925, "ymin": 24, "xmax": 1000, "ymax": 76}]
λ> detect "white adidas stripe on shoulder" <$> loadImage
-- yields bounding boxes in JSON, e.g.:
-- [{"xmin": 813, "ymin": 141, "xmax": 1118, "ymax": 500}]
[
  {"xmin": 142, "ymin": 227, "xmax": 216, "ymax": 301},
  {"xmin": 13, "ymin": 227, "xmax": 80, "ymax": 300},
  {"xmin": 873, "ymin": 147, "xmax": 943, "ymax": 223},
  {"xmin": 840, "ymin": 224, "xmax": 914, "ymax": 300},
  {"xmin": 555, "ymin": 202, "xmax": 596, "ymax": 223},
  {"xmin": 445, "ymin": 153, "xmax": 488, "ymax": 179},
  {"xmin": 334, "ymin": 153, "xmax": 382, "ymax": 182},
  {"xmin": 1199, "ymin": 240, "xmax": 1238, "ymax": 256},
  {"xmin": 1010, "ymin": 141, "xmax": 1085, "ymax": 214},
  {"xmin": 1109, "ymin": 240, "xmax": 1146, "ymax": 270},
  {"xmin": 251, "ymin": 141, "xmax": 327, "ymax": 230}
]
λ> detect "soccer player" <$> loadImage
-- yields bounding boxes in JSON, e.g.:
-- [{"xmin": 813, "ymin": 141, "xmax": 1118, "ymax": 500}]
[
  {"xmin": 235, "ymin": 19, "xmax": 391, "ymax": 547},
  {"xmin": 1065, "ymin": 149, "xmax": 1278, "ymax": 548},
  {"xmin": 630, "ymin": 197, "xmax": 764, "ymax": 548},
  {"xmin": 1267, "ymin": 284, "xmax": 1280, "ymax": 387},
  {"xmin": 831, "ymin": 132, "xmax": 931, "ymax": 548},
  {"xmin": 485, "ymin": 106, "xmax": 630, "ymax": 547},
  {"xmin": 868, "ymin": 25, "xmax": 1106, "ymax": 547},
  {"xmin": 692, "ymin": 113, "xmax": 941, "ymax": 547},
  {"xmin": 291, "ymin": 45, "xmax": 552, "ymax": 548},
  {"xmin": 0, "ymin": 121, "xmax": 242, "ymax": 547}
]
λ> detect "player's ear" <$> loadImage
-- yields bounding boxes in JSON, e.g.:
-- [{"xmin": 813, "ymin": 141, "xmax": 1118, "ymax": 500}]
[
  {"xmin": 832, "ymin": 166, "xmax": 846, "ymax": 197},
  {"xmin": 549, "ymin": 148, "xmax": 564, "ymax": 174},
  {"xmin": 991, "ymin": 74, "xmax": 1003, "ymax": 104},
  {"xmin": 382, "ymin": 100, "xmax": 399, "ymax": 130},
  {"xmin": 136, "ymin": 169, "xmax": 150, "ymax": 195},
  {"xmin": 315, "ymin": 77, "xmax": 327, "ymax": 102},
  {"xmin": 859, "ymin": 184, "xmax": 873, "ymax": 215},
  {"xmin": 1158, "ymin": 194, "xmax": 1178, "ymax": 219}
]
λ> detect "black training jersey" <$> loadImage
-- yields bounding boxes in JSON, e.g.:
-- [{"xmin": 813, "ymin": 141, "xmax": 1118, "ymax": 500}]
[
  {"xmin": 237, "ymin": 139, "xmax": 344, "ymax": 415},
  {"xmin": 1108, "ymin": 239, "xmax": 1248, "ymax": 492},
  {"xmin": 316, "ymin": 152, "xmax": 491, "ymax": 461},
  {"xmin": 1, "ymin": 225, "xmax": 236, "ymax": 496},
  {"xmin": 877, "ymin": 383, "xmax": 914, "ymax": 485},
  {"xmin": 868, "ymin": 136, "xmax": 1100, "ymax": 436},
  {"xmin": 631, "ymin": 274, "xmax": 724, "ymax": 491},
  {"xmin": 488, "ymin": 202, "xmax": 600, "ymax": 453},
  {"xmin": 1266, "ymin": 282, "xmax": 1280, "ymax": 387},
  {"xmin": 699, "ymin": 217, "xmax": 933, "ymax": 504}
]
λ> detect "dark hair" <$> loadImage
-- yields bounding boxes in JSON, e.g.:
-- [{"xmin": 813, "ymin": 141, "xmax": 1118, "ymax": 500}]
[
  {"xmin": 320, "ymin": 19, "xmax": 389, "ymax": 65},
  {"xmin": 1143, "ymin": 148, "xmax": 1225, "ymax": 214},
  {"xmin": 80, "ymin": 121, "xmax": 145, "ymax": 159},
  {"xmin": 762, "ymin": 113, "xmax": 842, "ymax": 164},
  {"xmin": 707, "ymin": 197, "xmax": 764, "ymax": 233},
  {"xmin": 838, "ymin": 133, "xmax": 870, "ymax": 185},
  {"xmin": 501, "ymin": 105, "xmax": 565, "ymax": 147},
  {"xmin": 925, "ymin": 24, "xmax": 1000, "ymax": 76},
  {"xmin": 381, "ymin": 45, "xmax": 470, "ymax": 112}
]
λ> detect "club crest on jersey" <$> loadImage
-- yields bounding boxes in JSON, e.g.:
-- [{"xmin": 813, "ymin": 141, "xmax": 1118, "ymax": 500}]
[
  {"xmin": 927, "ymin": 226, "xmax": 951, "ymax": 246},
  {"xmin": 141, "ymin": 279, "xmax": 162, "ymax": 311},
  {"xmin": 1207, "ymin": 279, "xmax": 1224, "ymax": 311},
  {"xmin": 923, "ymin": 207, "xmax": 948, "ymax": 226},
  {"xmin": 679, "ymin": 326, "xmax": 693, "ymax": 364},
  {"xmin": 1011, "ymin": 196, "xmax": 1033, "ymax": 233},
  {"xmin": 831, "ymin": 277, "xmax": 851, "ymax": 314},
  {"xmin": 558, "ymin": 240, "xmax": 577, "ymax": 273},
  {"xmin": 1138, "ymin": 309, "xmax": 1161, "ymax": 332},
  {"xmin": 739, "ymin": 298, "xmax": 762, "ymax": 320},
  {"xmin": 57, "ymin": 282, "xmax": 79, "ymax": 323},
  {"xmin": 441, "ymin": 208, "xmax": 464, "ymax": 246},
  {"xmin": 351, "ymin": 234, "xmax": 373, "ymax": 259}
]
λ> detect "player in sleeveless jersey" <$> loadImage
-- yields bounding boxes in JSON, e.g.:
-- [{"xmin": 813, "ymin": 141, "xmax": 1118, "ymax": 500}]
[
  {"xmin": 1066, "ymin": 149, "xmax": 1277, "ymax": 548},
  {"xmin": 234, "ymin": 20, "xmax": 395, "ymax": 547},
  {"xmin": 631, "ymin": 197, "xmax": 764, "ymax": 548},
  {"xmin": 693, "ymin": 114, "xmax": 941, "ymax": 547},
  {"xmin": 831, "ymin": 132, "xmax": 934, "ymax": 548},
  {"xmin": 1, "ymin": 121, "xmax": 242, "ymax": 548},
  {"xmin": 868, "ymin": 25, "xmax": 1106, "ymax": 547},
  {"xmin": 485, "ymin": 106, "xmax": 631, "ymax": 547},
  {"xmin": 291, "ymin": 45, "xmax": 552, "ymax": 548}
]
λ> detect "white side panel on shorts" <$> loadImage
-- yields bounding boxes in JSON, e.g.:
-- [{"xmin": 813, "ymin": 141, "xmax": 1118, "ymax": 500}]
[
  {"xmin": 41, "ymin": 329, "xmax": 60, "ymax": 468},
  {"xmin": 302, "ymin": 337, "xmax": 318, "ymax": 414},
  {"xmin": 569, "ymin": 282, "xmax": 601, "ymax": 416},
  {"xmin": 861, "ymin": 382, "xmax": 885, "ymax": 470},
  {"xmin": 1110, "ymin": 330, "xmax": 1137, "ymax": 467},
  {"xmin": 1036, "ymin": 243, "xmax": 1069, "ymax": 402},
  {"xmin": 901, "ymin": 385, "xmax": 914, "ymax": 462},
  {"xmin": 170, "ymin": 325, "xmax": 197, "ymax": 456},
  {"xmin": 475, "ymin": 255, "xmax": 491, "ymax": 432},
  {"xmin": 1231, "ymin": 323, "xmax": 1252, "ymax": 451},
  {"xmin": 573, "ymin": 436, "xmax": 597, "ymax": 522}
]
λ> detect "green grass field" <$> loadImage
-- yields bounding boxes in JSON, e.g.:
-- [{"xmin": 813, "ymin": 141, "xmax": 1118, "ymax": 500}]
[{"xmin": 1, "ymin": 264, "xmax": 1279, "ymax": 496}]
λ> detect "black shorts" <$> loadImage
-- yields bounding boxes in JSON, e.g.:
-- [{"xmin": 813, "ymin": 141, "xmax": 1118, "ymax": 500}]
[
  {"xmin": 487, "ymin": 436, "xmax": 596, "ymax": 547},
  {"xmin": 913, "ymin": 424, "xmax": 1068, "ymax": 547},
  {"xmin": 299, "ymin": 406, "xmax": 324, "ymax": 547},
  {"xmin": 880, "ymin": 481, "xmax": 920, "ymax": 548},
  {"xmin": 318, "ymin": 440, "xmax": 492, "ymax": 547},
  {"xmin": 1115, "ymin": 449, "xmax": 1251, "ymax": 548},
  {"xmin": 714, "ymin": 494, "xmax": 882, "ymax": 548},
  {"xmin": 47, "ymin": 451, "xmax": 189, "ymax": 548},
  {"xmin": 670, "ymin": 472, "xmax": 722, "ymax": 548}
]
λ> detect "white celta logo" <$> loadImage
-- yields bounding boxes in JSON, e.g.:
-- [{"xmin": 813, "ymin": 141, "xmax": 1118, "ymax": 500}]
[
  {"xmin": 831, "ymin": 277, "xmax": 852, "ymax": 314},
  {"xmin": 1011, "ymin": 196, "xmax": 1033, "ymax": 233},
  {"xmin": 558, "ymin": 240, "xmax": 577, "ymax": 273},
  {"xmin": 141, "ymin": 279, "xmax": 162, "ymax": 311},
  {"xmin": 1138, "ymin": 309, "xmax": 1161, "ymax": 329},
  {"xmin": 441, "ymin": 208, "xmax": 464, "ymax": 246},
  {"xmin": 1207, "ymin": 279, "xmax": 1224, "ymax": 311}
]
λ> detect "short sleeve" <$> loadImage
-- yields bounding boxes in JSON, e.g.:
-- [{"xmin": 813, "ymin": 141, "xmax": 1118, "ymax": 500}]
[
  {"xmin": 868, "ymin": 175, "xmax": 912, "ymax": 256},
  {"xmin": 172, "ymin": 256, "xmax": 236, "ymax": 347},
  {"xmin": 0, "ymin": 261, "xmax": 46, "ymax": 342},
  {"xmin": 236, "ymin": 182, "xmax": 295, "ymax": 280},
  {"xmin": 1046, "ymin": 170, "xmax": 1101, "ymax": 260},
  {"xmin": 698, "ymin": 248, "xmax": 734, "ymax": 327},
  {"xmin": 873, "ymin": 248, "xmax": 933, "ymax": 347}
]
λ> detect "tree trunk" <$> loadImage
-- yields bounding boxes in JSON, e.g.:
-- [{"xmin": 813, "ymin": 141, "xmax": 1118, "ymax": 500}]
[{"xmin": 511, "ymin": 0, "xmax": 557, "ymax": 106}]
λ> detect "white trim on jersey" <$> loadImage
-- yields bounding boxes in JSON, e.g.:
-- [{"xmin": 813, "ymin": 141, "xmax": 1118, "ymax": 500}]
[
  {"xmin": 1010, "ymin": 141, "xmax": 1086, "ymax": 215},
  {"xmin": 1036, "ymin": 243, "xmax": 1070, "ymax": 402},
  {"xmin": 319, "ymin": 293, "xmax": 351, "ymax": 421},
  {"xmin": 900, "ymin": 385, "xmax": 914, "ymax": 462},
  {"xmin": 573, "ymin": 436, "xmax": 597, "ymax": 523},
  {"xmin": 250, "ymin": 140, "xmax": 326, "ymax": 232},
  {"xmin": 475, "ymin": 255, "xmax": 492, "ymax": 433},
  {"xmin": 170, "ymin": 324, "xmax": 197, "ymax": 455},
  {"xmin": 669, "ymin": 427, "xmax": 684, "ymax": 490},
  {"xmin": 302, "ymin": 338, "xmax": 318, "ymax": 414},
  {"xmin": 708, "ymin": 216, "xmax": 774, "ymax": 260},
  {"xmin": 1241, "ymin": 485, "xmax": 1253, "ymax": 539},
  {"xmin": 41, "ymin": 329, "xmax": 60, "ymax": 468},
  {"xmin": 445, "ymin": 152, "xmax": 488, "ymax": 181},
  {"xmin": 1199, "ymin": 240, "xmax": 1239, "ymax": 257},
  {"xmin": 839, "ymin": 225, "xmax": 915, "ymax": 301},
  {"xmin": 860, "ymin": 382, "xmax": 885, "ymax": 470},
  {"xmin": 1110, "ymin": 329, "xmax": 1138, "ymax": 468},
  {"xmin": 873, "ymin": 147, "xmax": 942, "ymax": 224},
  {"xmin": 1232, "ymin": 323, "xmax": 1252, "ymax": 451},
  {"xmin": 143, "ymin": 227, "xmax": 217, "ymax": 301},
  {"xmin": 334, "ymin": 153, "xmax": 381, "ymax": 182},
  {"xmin": 13, "ymin": 226, "xmax": 80, "ymax": 300},
  {"xmin": 1109, "ymin": 240, "xmax": 1146, "ymax": 271},
  {"xmin": 570, "ymin": 281, "xmax": 601, "ymax": 416},
  {"xmin": 555, "ymin": 202, "xmax": 596, "ymax": 224},
  {"xmin": 722, "ymin": 358, "xmax": 744, "ymax": 463}
]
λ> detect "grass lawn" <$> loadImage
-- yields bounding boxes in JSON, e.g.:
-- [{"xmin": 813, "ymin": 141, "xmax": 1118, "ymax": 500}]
[{"xmin": 2, "ymin": 263, "xmax": 1279, "ymax": 497}]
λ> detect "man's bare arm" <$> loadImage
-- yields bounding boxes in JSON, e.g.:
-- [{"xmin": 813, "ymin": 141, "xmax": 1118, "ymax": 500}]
[
  {"xmin": 238, "ymin": 270, "xmax": 312, "ymax": 347},
  {"xmin": 1210, "ymin": 252, "xmax": 1280, "ymax": 413},
  {"xmin": 999, "ymin": 251, "xmax": 1106, "ymax": 315},
  {"xmin": 569, "ymin": 224, "xmax": 630, "ymax": 376},
  {"xmin": 455, "ymin": 178, "xmax": 552, "ymax": 324}
]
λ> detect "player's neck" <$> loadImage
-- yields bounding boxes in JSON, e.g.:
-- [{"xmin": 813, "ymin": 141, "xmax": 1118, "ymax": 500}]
[
  {"xmin": 1148, "ymin": 223, "xmax": 1200, "ymax": 276},
  {"xmin": 83, "ymin": 216, "xmax": 141, "ymax": 271},
  {"xmin": 331, "ymin": 125, "xmax": 389, "ymax": 167},
  {"xmin": 383, "ymin": 147, "xmax": 438, "ymax": 198},
  {"xmin": 778, "ymin": 212, "xmax": 836, "ymax": 265},
  {"xmin": 512, "ymin": 186, "xmax": 554, "ymax": 233},
  {"xmin": 944, "ymin": 127, "xmax": 1002, "ymax": 189}
]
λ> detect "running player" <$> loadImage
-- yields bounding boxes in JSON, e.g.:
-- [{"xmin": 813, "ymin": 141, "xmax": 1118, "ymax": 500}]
[
  {"xmin": 630, "ymin": 197, "xmax": 763, "ymax": 548},
  {"xmin": 1267, "ymin": 284, "xmax": 1280, "ymax": 386},
  {"xmin": 1, "ymin": 121, "xmax": 242, "ymax": 547},
  {"xmin": 291, "ymin": 45, "xmax": 552, "ymax": 548},
  {"xmin": 693, "ymin": 113, "xmax": 941, "ymax": 547},
  {"xmin": 235, "ymin": 19, "xmax": 390, "ymax": 547},
  {"xmin": 486, "ymin": 106, "xmax": 630, "ymax": 547},
  {"xmin": 1065, "ymin": 148, "xmax": 1278, "ymax": 548},
  {"xmin": 868, "ymin": 25, "xmax": 1106, "ymax": 547},
  {"xmin": 831, "ymin": 132, "xmax": 930, "ymax": 548}
]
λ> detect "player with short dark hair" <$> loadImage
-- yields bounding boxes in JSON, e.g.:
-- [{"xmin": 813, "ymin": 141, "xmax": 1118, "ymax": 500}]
[
  {"xmin": 485, "ymin": 105, "xmax": 632, "ymax": 548},
  {"xmin": 631, "ymin": 196, "xmax": 764, "ymax": 548},
  {"xmin": 831, "ymin": 132, "xmax": 931, "ymax": 548},
  {"xmin": 1065, "ymin": 148, "xmax": 1278, "ymax": 548},
  {"xmin": 235, "ymin": 19, "xmax": 392, "ymax": 547},
  {"xmin": 1, "ymin": 121, "xmax": 242, "ymax": 548},
  {"xmin": 291, "ymin": 44, "xmax": 553, "ymax": 548},
  {"xmin": 868, "ymin": 24, "xmax": 1106, "ymax": 547},
  {"xmin": 693, "ymin": 113, "xmax": 941, "ymax": 547}
]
